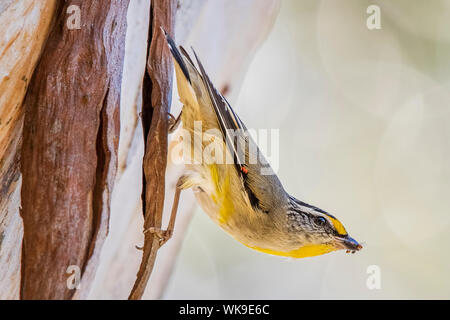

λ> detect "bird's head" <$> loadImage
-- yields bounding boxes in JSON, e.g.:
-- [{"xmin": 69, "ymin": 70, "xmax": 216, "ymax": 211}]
[{"xmin": 283, "ymin": 196, "xmax": 362, "ymax": 258}]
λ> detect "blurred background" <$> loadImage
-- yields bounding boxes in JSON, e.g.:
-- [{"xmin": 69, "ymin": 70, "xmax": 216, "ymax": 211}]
[{"xmin": 163, "ymin": 0, "xmax": 450, "ymax": 299}]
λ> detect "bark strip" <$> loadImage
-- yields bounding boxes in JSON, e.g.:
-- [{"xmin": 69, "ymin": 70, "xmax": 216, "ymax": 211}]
[
  {"xmin": 0, "ymin": 1, "xmax": 58, "ymax": 299},
  {"xmin": 129, "ymin": 0, "xmax": 176, "ymax": 300},
  {"xmin": 20, "ymin": 0, "xmax": 129, "ymax": 299}
]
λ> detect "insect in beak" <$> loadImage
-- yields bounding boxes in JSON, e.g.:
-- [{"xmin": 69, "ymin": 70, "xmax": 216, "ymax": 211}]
[{"xmin": 334, "ymin": 235, "xmax": 362, "ymax": 254}]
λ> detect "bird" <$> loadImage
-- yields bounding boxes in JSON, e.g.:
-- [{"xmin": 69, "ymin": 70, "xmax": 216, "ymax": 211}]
[{"xmin": 151, "ymin": 28, "xmax": 362, "ymax": 258}]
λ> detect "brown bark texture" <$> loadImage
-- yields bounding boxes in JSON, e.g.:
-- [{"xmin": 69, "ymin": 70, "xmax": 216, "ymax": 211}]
[
  {"xmin": 0, "ymin": 0, "xmax": 58, "ymax": 300},
  {"xmin": 20, "ymin": 0, "xmax": 129, "ymax": 299},
  {"xmin": 128, "ymin": 0, "xmax": 176, "ymax": 300}
]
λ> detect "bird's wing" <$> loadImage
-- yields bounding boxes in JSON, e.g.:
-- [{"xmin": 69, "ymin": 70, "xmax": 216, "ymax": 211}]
[
  {"xmin": 163, "ymin": 27, "xmax": 247, "ymax": 173},
  {"xmin": 190, "ymin": 49, "xmax": 249, "ymax": 174},
  {"xmin": 190, "ymin": 50, "xmax": 284, "ymax": 213},
  {"xmin": 163, "ymin": 29, "xmax": 285, "ymax": 213}
]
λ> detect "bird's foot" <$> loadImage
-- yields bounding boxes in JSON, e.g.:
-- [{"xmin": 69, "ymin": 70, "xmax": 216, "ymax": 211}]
[
  {"xmin": 143, "ymin": 227, "xmax": 173, "ymax": 247},
  {"xmin": 168, "ymin": 111, "xmax": 181, "ymax": 133}
]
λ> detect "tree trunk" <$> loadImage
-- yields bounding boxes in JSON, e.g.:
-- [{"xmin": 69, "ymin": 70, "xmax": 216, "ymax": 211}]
[
  {"xmin": 20, "ymin": 0, "xmax": 129, "ymax": 299},
  {"xmin": 0, "ymin": 0, "xmax": 58, "ymax": 300}
]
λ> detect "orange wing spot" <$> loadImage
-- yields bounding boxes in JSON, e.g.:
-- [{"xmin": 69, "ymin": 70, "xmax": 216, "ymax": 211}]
[{"xmin": 241, "ymin": 166, "xmax": 248, "ymax": 174}]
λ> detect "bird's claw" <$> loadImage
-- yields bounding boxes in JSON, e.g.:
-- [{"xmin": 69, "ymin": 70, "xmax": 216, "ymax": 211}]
[
  {"xmin": 168, "ymin": 112, "xmax": 181, "ymax": 133},
  {"xmin": 143, "ymin": 227, "xmax": 173, "ymax": 247}
]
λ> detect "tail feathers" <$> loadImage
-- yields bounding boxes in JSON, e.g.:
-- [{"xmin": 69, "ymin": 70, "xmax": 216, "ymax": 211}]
[
  {"xmin": 161, "ymin": 27, "xmax": 200, "ymax": 113},
  {"xmin": 179, "ymin": 46, "xmax": 196, "ymax": 68},
  {"xmin": 160, "ymin": 27, "xmax": 191, "ymax": 83}
]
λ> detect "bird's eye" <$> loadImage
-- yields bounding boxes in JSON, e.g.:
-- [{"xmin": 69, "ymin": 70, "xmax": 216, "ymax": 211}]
[{"xmin": 314, "ymin": 216, "xmax": 327, "ymax": 227}]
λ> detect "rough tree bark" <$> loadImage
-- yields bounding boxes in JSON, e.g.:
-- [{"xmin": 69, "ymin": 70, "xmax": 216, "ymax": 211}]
[
  {"xmin": 0, "ymin": 0, "xmax": 58, "ymax": 300},
  {"xmin": 128, "ymin": 0, "xmax": 176, "ymax": 300},
  {"xmin": 20, "ymin": 0, "xmax": 129, "ymax": 299}
]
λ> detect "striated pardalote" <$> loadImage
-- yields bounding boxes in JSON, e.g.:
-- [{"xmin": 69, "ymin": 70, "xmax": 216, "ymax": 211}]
[{"xmin": 149, "ymin": 29, "xmax": 362, "ymax": 259}]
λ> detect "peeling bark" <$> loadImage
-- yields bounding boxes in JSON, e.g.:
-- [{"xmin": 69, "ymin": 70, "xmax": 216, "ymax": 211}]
[
  {"xmin": 128, "ymin": 0, "xmax": 176, "ymax": 300},
  {"xmin": 20, "ymin": 0, "xmax": 129, "ymax": 299},
  {"xmin": 0, "ymin": 0, "xmax": 58, "ymax": 300}
]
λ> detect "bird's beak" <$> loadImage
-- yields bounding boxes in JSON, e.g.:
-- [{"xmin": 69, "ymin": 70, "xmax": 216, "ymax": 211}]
[{"xmin": 333, "ymin": 235, "xmax": 362, "ymax": 254}]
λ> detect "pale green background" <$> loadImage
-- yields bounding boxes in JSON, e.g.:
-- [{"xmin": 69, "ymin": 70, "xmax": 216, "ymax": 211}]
[{"xmin": 164, "ymin": 0, "xmax": 450, "ymax": 299}]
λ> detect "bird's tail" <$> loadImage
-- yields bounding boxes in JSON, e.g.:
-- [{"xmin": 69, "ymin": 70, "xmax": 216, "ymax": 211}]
[
  {"xmin": 160, "ymin": 27, "xmax": 191, "ymax": 84},
  {"xmin": 160, "ymin": 27, "xmax": 202, "ymax": 114}
]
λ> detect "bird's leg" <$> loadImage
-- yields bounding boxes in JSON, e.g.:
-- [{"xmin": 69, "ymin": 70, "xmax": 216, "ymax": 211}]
[
  {"xmin": 168, "ymin": 110, "xmax": 182, "ymax": 133},
  {"xmin": 143, "ymin": 177, "xmax": 183, "ymax": 247}
]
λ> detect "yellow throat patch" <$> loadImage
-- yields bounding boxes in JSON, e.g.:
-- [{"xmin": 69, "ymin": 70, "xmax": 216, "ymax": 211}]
[{"xmin": 246, "ymin": 243, "xmax": 337, "ymax": 258}]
